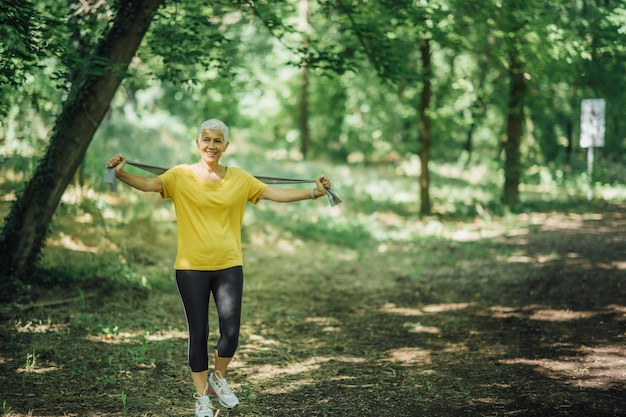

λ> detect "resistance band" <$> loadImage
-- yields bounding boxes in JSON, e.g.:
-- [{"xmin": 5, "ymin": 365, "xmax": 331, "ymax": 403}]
[{"xmin": 104, "ymin": 160, "xmax": 342, "ymax": 206}]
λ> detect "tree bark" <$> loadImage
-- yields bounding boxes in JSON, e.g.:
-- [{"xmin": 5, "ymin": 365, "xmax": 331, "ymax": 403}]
[
  {"xmin": 0, "ymin": 0, "xmax": 164, "ymax": 291},
  {"xmin": 566, "ymin": 120, "xmax": 573, "ymax": 164},
  {"xmin": 418, "ymin": 39, "xmax": 432, "ymax": 215},
  {"xmin": 298, "ymin": 0, "xmax": 311, "ymax": 159},
  {"xmin": 299, "ymin": 65, "xmax": 310, "ymax": 159},
  {"xmin": 503, "ymin": 54, "xmax": 526, "ymax": 206}
]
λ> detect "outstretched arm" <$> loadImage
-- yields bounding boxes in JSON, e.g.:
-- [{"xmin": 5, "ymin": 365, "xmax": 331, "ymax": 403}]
[
  {"xmin": 259, "ymin": 175, "xmax": 331, "ymax": 203},
  {"xmin": 106, "ymin": 154, "xmax": 163, "ymax": 193}
]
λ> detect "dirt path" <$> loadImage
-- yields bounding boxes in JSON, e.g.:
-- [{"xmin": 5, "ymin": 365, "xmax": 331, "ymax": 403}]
[{"xmin": 1, "ymin": 204, "xmax": 625, "ymax": 416}]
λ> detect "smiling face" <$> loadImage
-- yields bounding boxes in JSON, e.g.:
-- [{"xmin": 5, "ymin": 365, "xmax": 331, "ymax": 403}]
[{"xmin": 196, "ymin": 129, "xmax": 229, "ymax": 165}]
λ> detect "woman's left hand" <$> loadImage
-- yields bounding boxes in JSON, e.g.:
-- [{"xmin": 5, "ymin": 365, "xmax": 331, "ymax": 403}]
[{"xmin": 315, "ymin": 175, "xmax": 332, "ymax": 195}]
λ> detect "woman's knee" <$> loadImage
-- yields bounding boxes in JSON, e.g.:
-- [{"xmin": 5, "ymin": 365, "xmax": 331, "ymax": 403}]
[{"xmin": 216, "ymin": 330, "xmax": 239, "ymax": 357}]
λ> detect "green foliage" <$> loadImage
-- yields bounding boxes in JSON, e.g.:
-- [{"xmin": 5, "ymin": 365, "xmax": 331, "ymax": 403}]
[
  {"xmin": 146, "ymin": 2, "xmax": 235, "ymax": 82},
  {"xmin": 120, "ymin": 390, "xmax": 128, "ymax": 415},
  {"xmin": 0, "ymin": 0, "xmax": 45, "ymax": 116}
]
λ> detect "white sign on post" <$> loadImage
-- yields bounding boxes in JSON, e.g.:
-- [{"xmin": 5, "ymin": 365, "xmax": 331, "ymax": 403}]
[
  {"xmin": 580, "ymin": 99, "xmax": 606, "ymax": 148},
  {"xmin": 580, "ymin": 98, "xmax": 606, "ymax": 201}
]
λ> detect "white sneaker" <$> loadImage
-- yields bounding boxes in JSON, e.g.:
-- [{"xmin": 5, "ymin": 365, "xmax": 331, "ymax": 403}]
[
  {"xmin": 194, "ymin": 394, "xmax": 214, "ymax": 417},
  {"xmin": 207, "ymin": 371, "xmax": 240, "ymax": 408}
]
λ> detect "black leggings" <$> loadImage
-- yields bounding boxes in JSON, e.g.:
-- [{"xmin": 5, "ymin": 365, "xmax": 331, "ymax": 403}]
[{"xmin": 176, "ymin": 267, "xmax": 243, "ymax": 372}]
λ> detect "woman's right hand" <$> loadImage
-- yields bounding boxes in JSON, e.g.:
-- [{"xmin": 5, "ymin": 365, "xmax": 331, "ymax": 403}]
[
  {"xmin": 107, "ymin": 154, "xmax": 127, "ymax": 173},
  {"xmin": 105, "ymin": 155, "xmax": 163, "ymax": 193}
]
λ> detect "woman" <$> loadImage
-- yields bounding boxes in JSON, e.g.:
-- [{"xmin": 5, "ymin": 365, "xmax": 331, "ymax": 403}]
[{"xmin": 107, "ymin": 118, "xmax": 332, "ymax": 417}]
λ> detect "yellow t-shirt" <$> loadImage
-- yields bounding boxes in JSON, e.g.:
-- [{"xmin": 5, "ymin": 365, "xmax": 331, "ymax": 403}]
[{"xmin": 159, "ymin": 165, "xmax": 268, "ymax": 270}]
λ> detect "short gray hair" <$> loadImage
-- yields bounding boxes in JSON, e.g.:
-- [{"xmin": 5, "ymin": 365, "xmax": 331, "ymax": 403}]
[{"xmin": 197, "ymin": 118, "xmax": 229, "ymax": 142}]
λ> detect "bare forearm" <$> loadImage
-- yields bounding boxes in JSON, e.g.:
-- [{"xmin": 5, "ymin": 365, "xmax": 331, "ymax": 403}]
[
  {"xmin": 116, "ymin": 170, "xmax": 162, "ymax": 193},
  {"xmin": 260, "ymin": 187, "xmax": 325, "ymax": 203}
]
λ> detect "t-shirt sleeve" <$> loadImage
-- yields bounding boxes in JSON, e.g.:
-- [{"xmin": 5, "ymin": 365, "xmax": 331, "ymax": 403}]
[
  {"xmin": 159, "ymin": 166, "xmax": 179, "ymax": 199},
  {"xmin": 245, "ymin": 171, "xmax": 268, "ymax": 204}
]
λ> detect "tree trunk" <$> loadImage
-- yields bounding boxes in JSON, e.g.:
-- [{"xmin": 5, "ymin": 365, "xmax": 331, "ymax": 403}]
[
  {"xmin": 418, "ymin": 39, "xmax": 432, "ymax": 215},
  {"xmin": 566, "ymin": 120, "xmax": 573, "ymax": 164},
  {"xmin": 298, "ymin": 0, "xmax": 311, "ymax": 159},
  {"xmin": 502, "ymin": 55, "xmax": 526, "ymax": 206},
  {"xmin": 0, "ymin": 0, "xmax": 164, "ymax": 292},
  {"xmin": 299, "ymin": 64, "xmax": 310, "ymax": 159}
]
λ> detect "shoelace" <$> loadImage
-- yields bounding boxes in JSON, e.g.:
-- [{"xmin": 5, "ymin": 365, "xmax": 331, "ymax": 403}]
[
  {"xmin": 194, "ymin": 393, "xmax": 213, "ymax": 408},
  {"xmin": 212, "ymin": 372, "xmax": 233, "ymax": 395}
]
